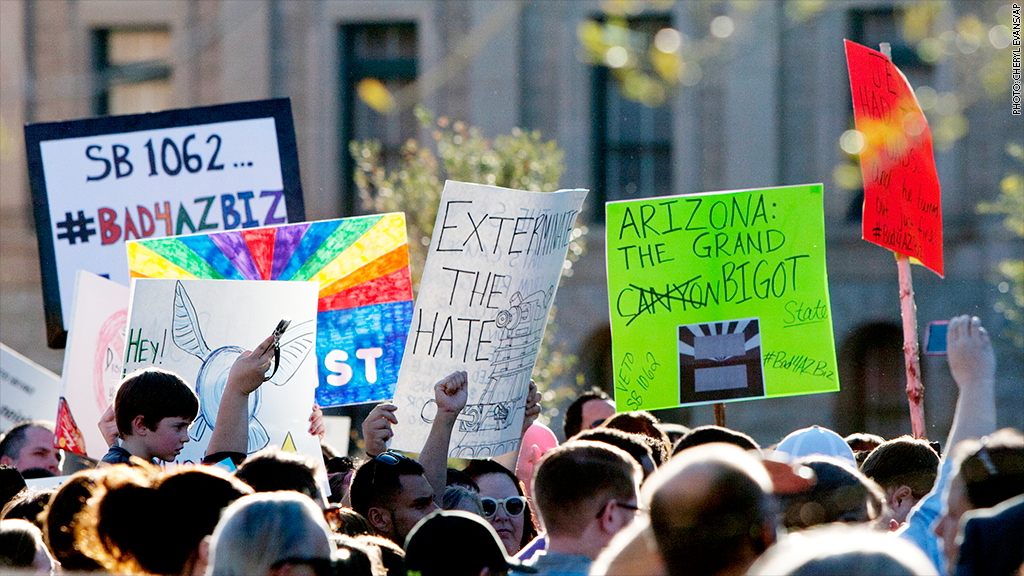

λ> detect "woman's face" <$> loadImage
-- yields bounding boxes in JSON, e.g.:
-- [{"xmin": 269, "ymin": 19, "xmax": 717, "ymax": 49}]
[{"xmin": 476, "ymin": 472, "xmax": 525, "ymax": 555}]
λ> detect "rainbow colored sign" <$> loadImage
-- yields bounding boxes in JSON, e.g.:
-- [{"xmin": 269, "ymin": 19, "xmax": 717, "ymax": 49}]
[{"xmin": 126, "ymin": 214, "xmax": 413, "ymax": 407}]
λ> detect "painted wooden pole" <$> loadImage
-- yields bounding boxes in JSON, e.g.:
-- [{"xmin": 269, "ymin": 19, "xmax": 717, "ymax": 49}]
[
  {"xmin": 714, "ymin": 403, "xmax": 726, "ymax": 427},
  {"xmin": 880, "ymin": 42, "xmax": 927, "ymax": 440}
]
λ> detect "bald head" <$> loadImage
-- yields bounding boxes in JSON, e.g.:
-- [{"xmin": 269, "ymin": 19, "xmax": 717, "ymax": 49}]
[{"xmin": 646, "ymin": 444, "xmax": 776, "ymax": 576}]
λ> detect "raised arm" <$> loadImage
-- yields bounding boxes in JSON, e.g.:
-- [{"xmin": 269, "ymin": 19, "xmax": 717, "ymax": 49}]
[
  {"xmin": 944, "ymin": 314, "xmax": 997, "ymax": 448},
  {"xmin": 419, "ymin": 371, "xmax": 468, "ymax": 505},
  {"xmin": 205, "ymin": 334, "xmax": 275, "ymax": 458},
  {"xmin": 898, "ymin": 315, "xmax": 998, "ymax": 573}
]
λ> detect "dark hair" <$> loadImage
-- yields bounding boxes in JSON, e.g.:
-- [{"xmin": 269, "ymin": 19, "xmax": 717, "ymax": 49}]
[
  {"xmin": 657, "ymin": 423, "xmax": 691, "ymax": 445},
  {"xmin": 957, "ymin": 428, "xmax": 1024, "ymax": 509},
  {"xmin": 42, "ymin": 469, "xmax": 104, "ymax": 571},
  {"xmin": 0, "ymin": 518, "xmax": 45, "ymax": 568},
  {"xmin": 234, "ymin": 448, "xmax": 320, "ymax": 500},
  {"xmin": 0, "ymin": 488, "xmax": 54, "ymax": 529},
  {"xmin": 0, "ymin": 466, "xmax": 26, "ymax": 509},
  {"xmin": 0, "ymin": 421, "xmax": 54, "ymax": 460},
  {"xmin": 533, "ymin": 441, "xmax": 641, "ymax": 538},
  {"xmin": 601, "ymin": 411, "xmax": 672, "ymax": 465},
  {"xmin": 462, "ymin": 459, "xmax": 539, "ymax": 548},
  {"xmin": 76, "ymin": 463, "xmax": 250, "ymax": 575},
  {"xmin": 573, "ymin": 427, "xmax": 654, "ymax": 477},
  {"xmin": 845, "ymin": 432, "xmax": 885, "ymax": 453},
  {"xmin": 860, "ymin": 436, "xmax": 939, "ymax": 499},
  {"xmin": 327, "ymin": 506, "xmax": 374, "ymax": 537},
  {"xmin": 446, "ymin": 467, "xmax": 480, "ymax": 491},
  {"xmin": 563, "ymin": 388, "xmax": 612, "ymax": 440},
  {"xmin": 781, "ymin": 457, "xmax": 885, "ymax": 530},
  {"xmin": 349, "ymin": 452, "xmax": 425, "ymax": 520},
  {"xmin": 674, "ymin": 425, "xmax": 761, "ymax": 456},
  {"xmin": 354, "ymin": 533, "xmax": 406, "ymax": 576},
  {"xmin": 114, "ymin": 368, "xmax": 199, "ymax": 435}
]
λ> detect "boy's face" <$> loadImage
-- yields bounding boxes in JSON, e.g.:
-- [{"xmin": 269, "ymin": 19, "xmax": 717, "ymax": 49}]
[{"xmin": 146, "ymin": 416, "xmax": 192, "ymax": 461}]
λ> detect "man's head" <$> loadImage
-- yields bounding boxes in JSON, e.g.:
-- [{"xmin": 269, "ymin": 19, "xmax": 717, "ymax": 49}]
[
  {"xmin": 860, "ymin": 436, "xmax": 939, "ymax": 524},
  {"xmin": 114, "ymin": 368, "xmax": 199, "ymax": 461},
  {"xmin": 935, "ymin": 428, "xmax": 1024, "ymax": 574},
  {"xmin": 349, "ymin": 452, "xmax": 437, "ymax": 546},
  {"xmin": 573, "ymin": 427, "xmax": 656, "ymax": 479},
  {"xmin": 532, "ymin": 441, "xmax": 642, "ymax": 559},
  {"xmin": 563, "ymin": 389, "xmax": 616, "ymax": 440},
  {"xmin": 0, "ymin": 422, "xmax": 59, "ymax": 476},
  {"xmin": 405, "ymin": 510, "xmax": 533, "ymax": 576},
  {"xmin": 673, "ymin": 425, "xmax": 761, "ymax": 456},
  {"xmin": 646, "ymin": 443, "xmax": 776, "ymax": 576},
  {"xmin": 234, "ymin": 448, "xmax": 321, "ymax": 502}
]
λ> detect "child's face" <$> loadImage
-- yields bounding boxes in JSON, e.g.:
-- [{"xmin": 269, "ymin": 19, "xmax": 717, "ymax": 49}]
[{"xmin": 146, "ymin": 416, "xmax": 192, "ymax": 461}]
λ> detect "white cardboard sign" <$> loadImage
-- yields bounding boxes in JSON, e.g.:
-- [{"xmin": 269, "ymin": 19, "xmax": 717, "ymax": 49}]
[
  {"xmin": 390, "ymin": 181, "xmax": 587, "ymax": 458},
  {"xmin": 1, "ymin": 344, "xmax": 62, "ymax": 433},
  {"xmin": 124, "ymin": 278, "xmax": 321, "ymax": 467},
  {"xmin": 60, "ymin": 271, "xmax": 130, "ymax": 458}
]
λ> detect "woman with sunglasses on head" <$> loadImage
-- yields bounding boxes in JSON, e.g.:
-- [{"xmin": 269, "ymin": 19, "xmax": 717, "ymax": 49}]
[{"xmin": 463, "ymin": 459, "xmax": 539, "ymax": 556}]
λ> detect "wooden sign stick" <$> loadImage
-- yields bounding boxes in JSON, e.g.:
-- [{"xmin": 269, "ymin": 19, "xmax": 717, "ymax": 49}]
[
  {"xmin": 714, "ymin": 403, "xmax": 726, "ymax": 427},
  {"xmin": 880, "ymin": 43, "xmax": 926, "ymax": 440}
]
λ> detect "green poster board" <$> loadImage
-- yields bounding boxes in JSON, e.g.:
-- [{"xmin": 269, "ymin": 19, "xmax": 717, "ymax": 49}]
[{"xmin": 605, "ymin": 184, "xmax": 838, "ymax": 411}]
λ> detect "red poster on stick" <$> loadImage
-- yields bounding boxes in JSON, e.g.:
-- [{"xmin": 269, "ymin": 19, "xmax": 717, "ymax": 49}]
[{"xmin": 845, "ymin": 39, "xmax": 944, "ymax": 277}]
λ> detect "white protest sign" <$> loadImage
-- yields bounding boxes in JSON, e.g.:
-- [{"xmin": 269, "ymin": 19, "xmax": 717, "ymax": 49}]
[
  {"xmin": 25, "ymin": 99, "xmax": 304, "ymax": 347},
  {"xmin": 1, "ymin": 344, "xmax": 62, "ymax": 433},
  {"xmin": 124, "ymin": 278, "xmax": 320, "ymax": 467},
  {"xmin": 390, "ymin": 181, "xmax": 587, "ymax": 458},
  {"xmin": 60, "ymin": 271, "xmax": 130, "ymax": 458}
]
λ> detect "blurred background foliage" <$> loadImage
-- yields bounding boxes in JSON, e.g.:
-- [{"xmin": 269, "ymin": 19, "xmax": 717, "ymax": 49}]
[
  {"xmin": 350, "ymin": 106, "xmax": 590, "ymax": 426},
  {"xmin": 573, "ymin": 0, "xmax": 1021, "ymax": 349}
]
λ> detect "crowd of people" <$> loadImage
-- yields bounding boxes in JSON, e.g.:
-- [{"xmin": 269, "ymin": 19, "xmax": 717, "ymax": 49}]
[{"xmin": 1, "ymin": 313, "xmax": 1022, "ymax": 576}]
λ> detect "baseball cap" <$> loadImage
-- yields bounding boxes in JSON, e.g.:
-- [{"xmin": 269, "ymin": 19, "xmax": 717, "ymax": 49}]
[
  {"xmin": 775, "ymin": 425, "xmax": 857, "ymax": 466},
  {"xmin": 405, "ymin": 510, "xmax": 537, "ymax": 575}
]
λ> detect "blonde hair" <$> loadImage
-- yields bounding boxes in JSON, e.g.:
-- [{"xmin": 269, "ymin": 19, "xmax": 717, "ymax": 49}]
[{"xmin": 207, "ymin": 492, "xmax": 332, "ymax": 576}]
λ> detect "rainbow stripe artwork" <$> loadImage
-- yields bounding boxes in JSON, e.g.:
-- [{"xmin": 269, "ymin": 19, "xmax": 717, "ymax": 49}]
[{"xmin": 126, "ymin": 214, "xmax": 414, "ymax": 407}]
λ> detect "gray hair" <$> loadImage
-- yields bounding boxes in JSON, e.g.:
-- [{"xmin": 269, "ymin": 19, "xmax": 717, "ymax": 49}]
[
  {"xmin": 207, "ymin": 492, "xmax": 332, "ymax": 576},
  {"xmin": 442, "ymin": 485, "xmax": 484, "ymax": 516}
]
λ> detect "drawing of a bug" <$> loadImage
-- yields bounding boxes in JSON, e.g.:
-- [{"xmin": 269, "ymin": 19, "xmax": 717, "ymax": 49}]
[{"xmin": 171, "ymin": 281, "xmax": 316, "ymax": 453}]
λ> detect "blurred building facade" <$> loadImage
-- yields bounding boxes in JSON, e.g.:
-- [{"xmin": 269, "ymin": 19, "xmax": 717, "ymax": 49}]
[{"xmin": 1, "ymin": 0, "xmax": 1020, "ymax": 446}]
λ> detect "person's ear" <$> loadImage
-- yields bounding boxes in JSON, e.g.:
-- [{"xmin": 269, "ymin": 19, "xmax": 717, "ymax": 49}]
[
  {"xmin": 0, "ymin": 455, "xmax": 14, "ymax": 467},
  {"xmin": 194, "ymin": 536, "xmax": 211, "ymax": 576},
  {"xmin": 131, "ymin": 415, "xmax": 149, "ymax": 435},
  {"xmin": 892, "ymin": 485, "xmax": 914, "ymax": 510},
  {"xmin": 597, "ymin": 501, "xmax": 617, "ymax": 533},
  {"xmin": 367, "ymin": 507, "xmax": 391, "ymax": 535}
]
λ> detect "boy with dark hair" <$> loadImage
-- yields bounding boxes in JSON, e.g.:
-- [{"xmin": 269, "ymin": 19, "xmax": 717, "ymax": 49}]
[
  {"xmin": 860, "ymin": 436, "xmax": 939, "ymax": 524},
  {"xmin": 101, "ymin": 368, "xmax": 200, "ymax": 465}
]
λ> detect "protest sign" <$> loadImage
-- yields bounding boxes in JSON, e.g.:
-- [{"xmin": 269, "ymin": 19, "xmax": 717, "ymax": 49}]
[
  {"xmin": 1, "ymin": 344, "xmax": 62, "ymax": 433},
  {"xmin": 126, "ymin": 214, "xmax": 413, "ymax": 407},
  {"xmin": 25, "ymin": 99, "xmax": 304, "ymax": 348},
  {"xmin": 124, "ymin": 278, "xmax": 320, "ymax": 466},
  {"xmin": 59, "ymin": 271, "xmax": 129, "ymax": 458},
  {"xmin": 605, "ymin": 184, "xmax": 838, "ymax": 411},
  {"xmin": 390, "ymin": 181, "xmax": 587, "ymax": 458},
  {"xmin": 845, "ymin": 39, "xmax": 943, "ymax": 277}
]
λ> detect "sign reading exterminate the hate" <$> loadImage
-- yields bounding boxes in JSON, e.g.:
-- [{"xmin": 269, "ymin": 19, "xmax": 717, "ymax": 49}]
[
  {"xmin": 845, "ymin": 39, "xmax": 944, "ymax": 277},
  {"xmin": 25, "ymin": 99, "xmax": 304, "ymax": 348},
  {"xmin": 390, "ymin": 181, "xmax": 587, "ymax": 459},
  {"xmin": 606, "ymin": 184, "xmax": 839, "ymax": 411}
]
